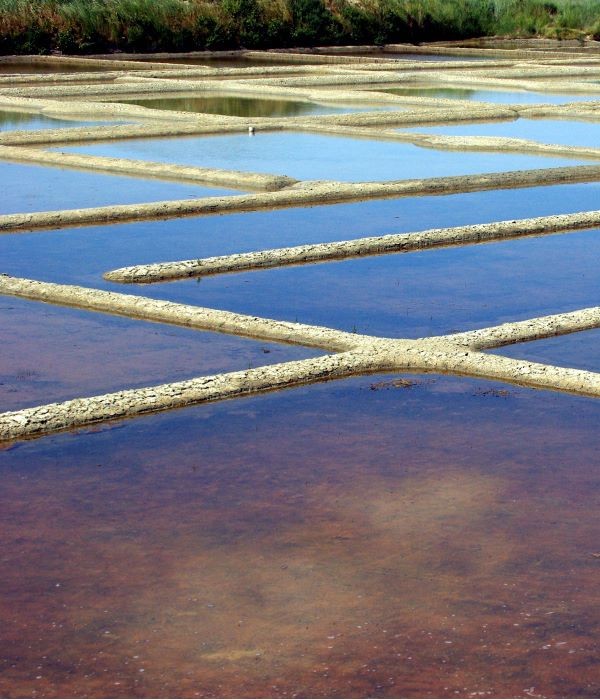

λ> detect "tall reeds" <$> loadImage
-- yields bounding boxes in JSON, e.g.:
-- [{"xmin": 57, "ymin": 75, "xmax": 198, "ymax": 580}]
[{"xmin": 0, "ymin": 0, "xmax": 598, "ymax": 55}]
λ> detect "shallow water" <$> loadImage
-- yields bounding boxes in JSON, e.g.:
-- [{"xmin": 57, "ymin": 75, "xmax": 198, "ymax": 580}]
[
  {"xmin": 0, "ymin": 110, "xmax": 114, "ymax": 132},
  {"xmin": 333, "ymin": 51, "xmax": 494, "ymax": 62},
  {"xmin": 495, "ymin": 328, "xmax": 600, "ymax": 373},
  {"xmin": 117, "ymin": 226, "xmax": 600, "ymax": 341},
  {"xmin": 1, "ymin": 373, "xmax": 598, "ymax": 698},
  {"xmin": 382, "ymin": 85, "xmax": 600, "ymax": 104},
  {"xmin": 0, "ymin": 62, "xmax": 111, "ymax": 74},
  {"xmin": 2, "ymin": 182, "xmax": 600, "ymax": 344},
  {"xmin": 1, "ymin": 181, "xmax": 598, "ymax": 281},
  {"xmin": 0, "ymin": 297, "xmax": 316, "ymax": 412},
  {"xmin": 58, "ymin": 132, "xmax": 583, "ymax": 182},
  {"xmin": 402, "ymin": 118, "xmax": 600, "ymax": 149},
  {"xmin": 118, "ymin": 93, "xmax": 395, "ymax": 117},
  {"xmin": 2, "ymin": 90, "xmax": 600, "ymax": 699},
  {"xmin": 127, "ymin": 56, "xmax": 328, "ymax": 68},
  {"xmin": 0, "ymin": 162, "xmax": 238, "ymax": 215}
]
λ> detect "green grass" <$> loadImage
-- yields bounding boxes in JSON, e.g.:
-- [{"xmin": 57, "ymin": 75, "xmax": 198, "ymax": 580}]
[
  {"xmin": 0, "ymin": 0, "xmax": 599, "ymax": 55},
  {"xmin": 491, "ymin": 0, "xmax": 600, "ymax": 39}
]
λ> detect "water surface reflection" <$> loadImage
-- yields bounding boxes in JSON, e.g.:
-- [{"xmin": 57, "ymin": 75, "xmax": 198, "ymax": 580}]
[
  {"xmin": 60, "ymin": 132, "xmax": 584, "ymax": 183},
  {"xmin": 383, "ymin": 86, "xmax": 600, "ymax": 104},
  {"xmin": 0, "ymin": 111, "xmax": 111, "ymax": 132},
  {"xmin": 119, "ymin": 94, "xmax": 392, "ymax": 117},
  {"xmin": 1, "ymin": 376, "xmax": 598, "ymax": 697},
  {"xmin": 0, "ymin": 162, "xmax": 238, "ymax": 215}
]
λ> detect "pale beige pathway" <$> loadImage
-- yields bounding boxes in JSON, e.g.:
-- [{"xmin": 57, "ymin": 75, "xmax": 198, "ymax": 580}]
[
  {"xmin": 2, "ymin": 42, "xmax": 600, "ymax": 443},
  {"xmin": 1, "ymin": 274, "xmax": 600, "ymax": 443},
  {"xmin": 104, "ymin": 210, "xmax": 600, "ymax": 282}
]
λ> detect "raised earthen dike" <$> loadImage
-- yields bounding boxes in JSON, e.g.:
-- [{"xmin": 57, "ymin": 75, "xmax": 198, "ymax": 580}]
[{"xmin": 2, "ymin": 43, "xmax": 600, "ymax": 442}]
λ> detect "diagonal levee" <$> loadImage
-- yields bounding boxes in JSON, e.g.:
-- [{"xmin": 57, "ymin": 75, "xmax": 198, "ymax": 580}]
[
  {"xmin": 0, "ymin": 145, "xmax": 297, "ymax": 192},
  {"xmin": 441, "ymin": 307, "xmax": 600, "ymax": 349},
  {"xmin": 0, "ymin": 350, "xmax": 385, "ymax": 443},
  {"xmin": 2, "ymin": 339, "xmax": 600, "ymax": 444},
  {"xmin": 4, "ymin": 164, "xmax": 600, "ymax": 233},
  {"xmin": 0, "ymin": 274, "xmax": 364, "ymax": 352},
  {"xmin": 424, "ymin": 348, "xmax": 600, "ymax": 398},
  {"xmin": 2, "ymin": 274, "xmax": 600, "ymax": 443},
  {"xmin": 104, "ymin": 210, "xmax": 600, "ymax": 283}
]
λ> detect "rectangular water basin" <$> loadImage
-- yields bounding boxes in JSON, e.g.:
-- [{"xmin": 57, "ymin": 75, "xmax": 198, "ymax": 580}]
[
  {"xmin": 137, "ymin": 226, "xmax": 600, "ymax": 340},
  {"xmin": 1, "ymin": 359, "xmax": 598, "ymax": 699},
  {"xmin": 0, "ymin": 110, "xmax": 119, "ymax": 132},
  {"xmin": 0, "ymin": 162, "xmax": 238, "ymax": 215},
  {"xmin": 402, "ymin": 117, "xmax": 600, "ymax": 149},
  {"xmin": 0, "ymin": 296, "xmax": 315, "ymax": 412},
  {"xmin": 58, "ymin": 131, "xmax": 584, "ymax": 183},
  {"xmin": 381, "ymin": 85, "xmax": 600, "ymax": 104},
  {"xmin": 2, "ymin": 182, "xmax": 600, "ymax": 286},
  {"xmin": 117, "ymin": 93, "xmax": 399, "ymax": 117}
]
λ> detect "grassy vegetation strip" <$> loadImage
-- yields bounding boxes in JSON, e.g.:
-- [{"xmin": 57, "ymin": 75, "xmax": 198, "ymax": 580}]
[
  {"xmin": 0, "ymin": 274, "xmax": 362, "ymax": 352},
  {"xmin": 3, "ymin": 0, "xmax": 600, "ymax": 56},
  {"xmin": 103, "ymin": 210, "xmax": 600, "ymax": 283},
  {"xmin": 0, "ymin": 0, "xmax": 506, "ymax": 56},
  {"xmin": 0, "ymin": 145, "xmax": 297, "ymax": 191},
  {"xmin": 3, "ymin": 164, "xmax": 600, "ymax": 233}
]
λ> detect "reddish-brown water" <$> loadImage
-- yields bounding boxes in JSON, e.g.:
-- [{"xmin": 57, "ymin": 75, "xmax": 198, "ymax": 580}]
[
  {"xmin": 0, "ymin": 298, "xmax": 316, "ymax": 412},
  {"xmin": 1, "ymin": 374, "xmax": 599, "ymax": 698}
]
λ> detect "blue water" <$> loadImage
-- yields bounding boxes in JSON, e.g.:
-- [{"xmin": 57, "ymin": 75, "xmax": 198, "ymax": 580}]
[
  {"xmin": 0, "ymin": 162, "xmax": 238, "ymax": 215},
  {"xmin": 496, "ymin": 328, "xmax": 600, "ymax": 373},
  {"xmin": 383, "ymin": 85, "xmax": 600, "ymax": 104},
  {"xmin": 0, "ymin": 111, "xmax": 116, "ymax": 132},
  {"xmin": 2, "ymin": 182, "xmax": 600, "ymax": 341},
  {"xmin": 58, "ymin": 132, "xmax": 584, "ymax": 182},
  {"xmin": 403, "ymin": 118, "xmax": 600, "ymax": 149}
]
